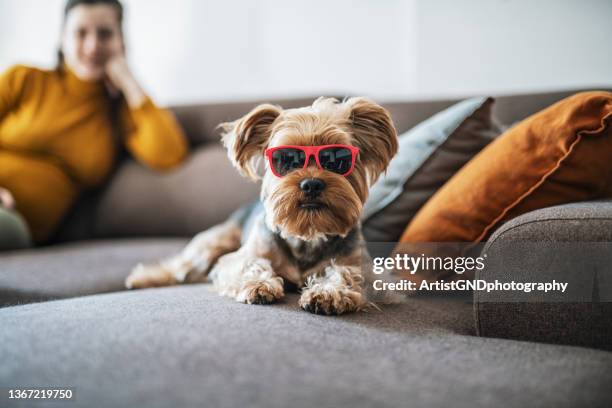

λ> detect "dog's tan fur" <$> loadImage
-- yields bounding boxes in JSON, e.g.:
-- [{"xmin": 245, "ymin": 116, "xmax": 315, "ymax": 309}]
[{"xmin": 126, "ymin": 97, "xmax": 398, "ymax": 315}]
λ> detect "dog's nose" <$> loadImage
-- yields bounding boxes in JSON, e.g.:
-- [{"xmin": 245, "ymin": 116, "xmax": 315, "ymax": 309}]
[{"xmin": 300, "ymin": 178, "xmax": 326, "ymax": 198}]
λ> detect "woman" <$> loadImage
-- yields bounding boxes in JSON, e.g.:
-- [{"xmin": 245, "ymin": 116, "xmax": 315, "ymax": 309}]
[{"xmin": 0, "ymin": 0, "xmax": 188, "ymax": 249}]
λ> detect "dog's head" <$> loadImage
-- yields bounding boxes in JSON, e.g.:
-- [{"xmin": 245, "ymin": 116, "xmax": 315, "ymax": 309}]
[{"xmin": 221, "ymin": 97, "xmax": 398, "ymax": 240}]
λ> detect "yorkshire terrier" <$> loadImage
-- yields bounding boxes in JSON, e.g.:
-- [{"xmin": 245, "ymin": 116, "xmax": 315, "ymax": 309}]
[{"xmin": 125, "ymin": 97, "xmax": 398, "ymax": 315}]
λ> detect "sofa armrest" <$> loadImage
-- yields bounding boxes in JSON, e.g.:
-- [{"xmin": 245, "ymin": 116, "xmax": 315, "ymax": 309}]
[
  {"xmin": 485, "ymin": 199, "xmax": 612, "ymax": 242},
  {"xmin": 475, "ymin": 200, "xmax": 612, "ymax": 350}
]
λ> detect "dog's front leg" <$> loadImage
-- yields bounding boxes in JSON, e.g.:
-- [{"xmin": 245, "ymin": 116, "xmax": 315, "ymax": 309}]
[
  {"xmin": 299, "ymin": 262, "xmax": 367, "ymax": 315},
  {"xmin": 210, "ymin": 250, "xmax": 285, "ymax": 305}
]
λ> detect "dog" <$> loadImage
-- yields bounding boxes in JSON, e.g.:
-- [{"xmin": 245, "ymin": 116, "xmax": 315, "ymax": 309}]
[{"xmin": 125, "ymin": 97, "xmax": 399, "ymax": 315}]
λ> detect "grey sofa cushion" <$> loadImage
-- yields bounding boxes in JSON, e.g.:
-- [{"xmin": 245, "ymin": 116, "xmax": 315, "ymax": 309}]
[
  {"xmin": 1, "ymin": 286, "xmax": 611, "ymax": 408},
  {"xmin": 475, "ymin": 200, "xmax": 612, "ymax": 350},
  {"xmin": 0, "ymin": 238, "xmax": 186, "ymax": 307},
  {"xmin": 94, "ymin": 146, "xmax": 260, "ymax": 238}
]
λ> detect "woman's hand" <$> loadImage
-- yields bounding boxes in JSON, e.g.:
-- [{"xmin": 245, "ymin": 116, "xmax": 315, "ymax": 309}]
[
  {"xmin": 105, "ymin": 55, "xmax": 147, "ymax": 108},
  {"xmin": 0, "ymin": 187, "xmax": 15, "ymax": 210}
]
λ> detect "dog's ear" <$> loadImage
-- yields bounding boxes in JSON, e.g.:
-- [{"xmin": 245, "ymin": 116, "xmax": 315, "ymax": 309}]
[
  {"xmin": 220, "ymin": 104, "xmax": 282, "ymax": 181},
  {"xmin": 345, "ymin": 97, "xmax": 398, "ymax": 184}
]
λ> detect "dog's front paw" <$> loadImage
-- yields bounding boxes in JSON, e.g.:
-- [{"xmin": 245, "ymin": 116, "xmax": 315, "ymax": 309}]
[
  {"xmin": 299, "ymin": 286, "xmax": 365, "ymax": 315},
  {"xmin": 234, "ymin": 259, "xmax": 284, "ymax": 304},
  {"xmin": 236, "ymin": 279, "xmax": 284, "ymax": 304},
  {"xmin": 125, "ymin": 263, "xmax": 178, "ymax": 289}
]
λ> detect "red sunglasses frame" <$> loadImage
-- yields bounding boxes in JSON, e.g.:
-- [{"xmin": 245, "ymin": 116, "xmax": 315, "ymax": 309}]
[{"xmin": 265, "ymin": 144, "xmax": 360, "ymax": 178}]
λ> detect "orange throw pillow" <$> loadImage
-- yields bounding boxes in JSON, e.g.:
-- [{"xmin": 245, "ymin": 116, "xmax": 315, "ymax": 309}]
[{"xmin": 399, "ymin": 91, "xmax": 612, "ymax": 244}]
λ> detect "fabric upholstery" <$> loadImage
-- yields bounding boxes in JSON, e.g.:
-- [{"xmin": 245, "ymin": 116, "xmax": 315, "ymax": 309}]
[
  {"xmin": 485, "ymin": 199, "xmax": 612, "ymax": 242},
  {"xmin": 1, "ymin": 286, "xmax": 611, "ymax": 408},
  {"xmin": 362, "ymin": 97, "xmax": 501, "ymax": 242},
  {"xmin": 0, "ymin": 238, "xmax": 186, "ymax": 307},
  {"xmin": 475, "ymin": 200, "xmax": 612, "ymax": 350},
  {"xmin": 2, "ymin": 90, "xmax": 612, "ymax": 408},
  {"xmin": 93, "ymin": 145, "xmax": 261, "ymax": 238},
  {"xmin": 399, "ymin": 91, "xmax": 612, "ymax": 243},
  {"xmin": 171, "ymin": 96, "xmax": 332, "ymax": 144}
]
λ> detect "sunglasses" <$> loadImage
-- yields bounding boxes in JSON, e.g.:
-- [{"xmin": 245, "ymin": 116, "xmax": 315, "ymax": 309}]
[{"xmin": 265, "ymin": 144, "xmax": 360, "ymax": 177}]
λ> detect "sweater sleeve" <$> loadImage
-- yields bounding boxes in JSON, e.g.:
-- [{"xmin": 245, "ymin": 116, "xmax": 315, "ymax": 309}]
[
  {"xmin": 122, "ymin": 97, "xmax": 189, "ymax": 170},
  {"xmin": 0, "ymin": 65, "xmax": 27, "ymax": 122}
]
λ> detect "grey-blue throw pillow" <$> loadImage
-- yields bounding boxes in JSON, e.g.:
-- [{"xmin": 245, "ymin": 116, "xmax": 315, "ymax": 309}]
[{"xmin": 362, "ymin": 97, "xmax": 502, "ymax": 242}]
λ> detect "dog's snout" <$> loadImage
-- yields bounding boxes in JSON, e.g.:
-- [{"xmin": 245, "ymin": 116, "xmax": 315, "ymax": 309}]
[{"xmin": 300, "ymin": 178, "xmax": 326, "ymax": 198}]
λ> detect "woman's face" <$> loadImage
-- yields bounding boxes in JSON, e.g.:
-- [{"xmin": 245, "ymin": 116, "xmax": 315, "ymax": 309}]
[{"xmin": 61, "ymin": 4, "xmax": 123, "ymax": 81}]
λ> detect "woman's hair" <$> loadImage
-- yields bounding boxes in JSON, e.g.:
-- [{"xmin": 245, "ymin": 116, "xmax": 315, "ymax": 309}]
[{"xmin": 57, "ymin": 0, "xmax": 126, "ymax": 155}]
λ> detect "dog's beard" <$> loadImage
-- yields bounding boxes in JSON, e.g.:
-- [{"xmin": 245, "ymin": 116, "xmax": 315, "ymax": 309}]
[{"xmin": 264, "ymin": 170, "xmax": 362, "ymax": 240}]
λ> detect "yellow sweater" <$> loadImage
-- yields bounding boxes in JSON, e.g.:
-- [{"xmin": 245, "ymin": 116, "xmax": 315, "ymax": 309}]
[{"xmin": 0, "ymin": 65, "xmax": 188, "ymax": 243}]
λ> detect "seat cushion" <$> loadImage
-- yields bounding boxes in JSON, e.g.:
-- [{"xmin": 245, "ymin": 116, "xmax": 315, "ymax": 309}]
[
  {"xmin": 0, "ymin": 238, "xmax": 187, "ymax": 307},
  {"xmin": 1, "ymin": 287, "xmax": 611, "ymax": 408}
]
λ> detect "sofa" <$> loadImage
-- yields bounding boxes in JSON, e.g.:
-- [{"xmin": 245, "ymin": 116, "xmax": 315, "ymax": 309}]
[{"xmin": 1, "ymin": 89, "xmax": 611, "ymax": 408}]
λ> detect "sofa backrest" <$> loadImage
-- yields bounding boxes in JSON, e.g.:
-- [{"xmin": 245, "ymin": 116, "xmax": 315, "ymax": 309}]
[
  {"xmin": 52, "ymin": 87, "xmax": 611, "ymax": 243},
  {"xmin": 171, "ymin": 88, "xmax": 609, "ymax": 145}
]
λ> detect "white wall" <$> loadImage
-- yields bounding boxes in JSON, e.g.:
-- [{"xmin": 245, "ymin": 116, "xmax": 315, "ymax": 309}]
[
  {"xmin": 416, "ymin": 0, "xmax": 612, "ymax": 97},
  {"xmin": 0, "ymin": 0, "xmax": 610, "ymax": 105}
]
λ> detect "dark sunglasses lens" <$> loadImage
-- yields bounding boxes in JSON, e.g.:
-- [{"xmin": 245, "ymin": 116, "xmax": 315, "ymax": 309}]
[
  {"xmin": 271, "ymin": 148, "xmax": 306, "ymax": 176},
  {"xmin": 318, "ymin": 147, "xmax": 353, "ymax": 174}
]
